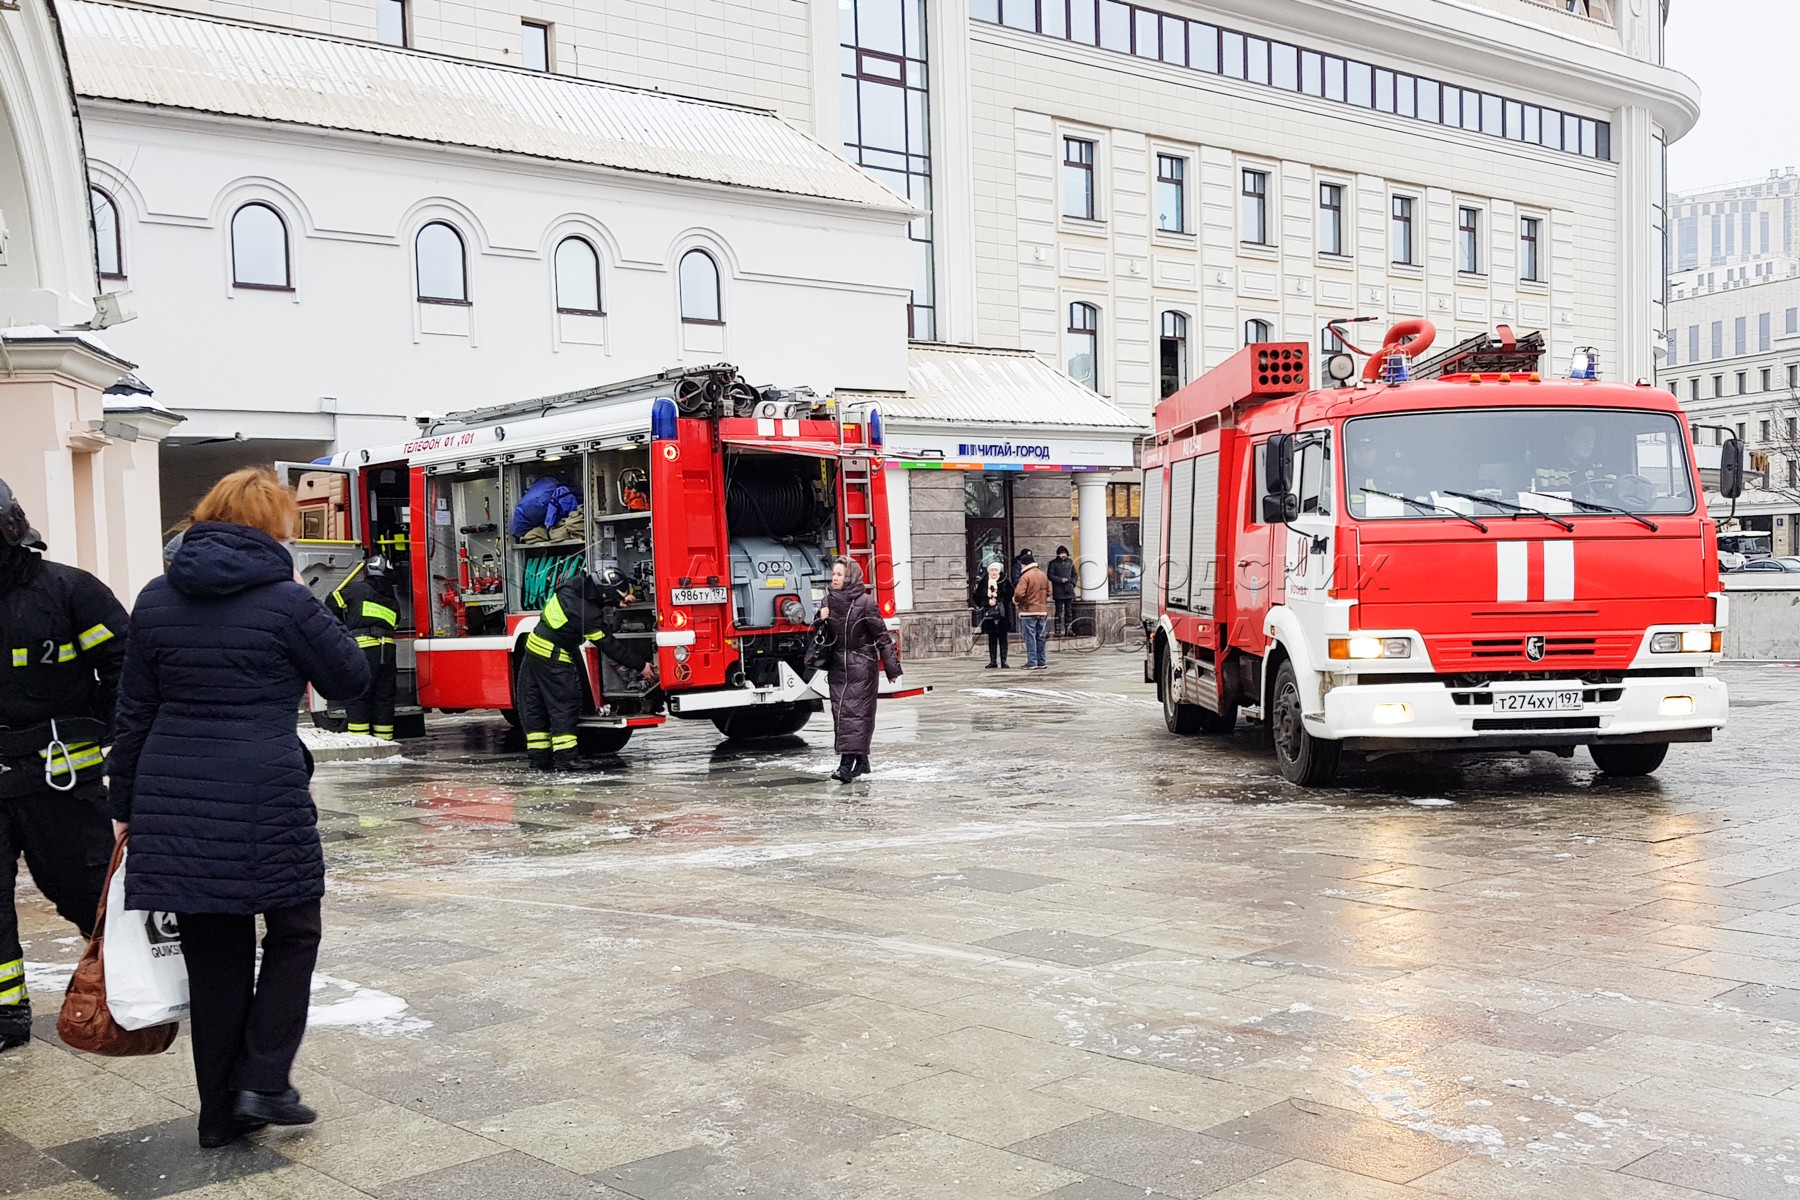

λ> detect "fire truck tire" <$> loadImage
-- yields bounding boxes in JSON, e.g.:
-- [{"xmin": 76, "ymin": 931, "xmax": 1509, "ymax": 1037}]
[
  {"xmin": 1270, "ymin": 659, "xmax": 1342, "ymax": 786},
  {"xmin": 578, "ymin": 727, "xmax": 634, "ymax": 755},
  {"xmin": 1160, "ymin": 648, "xmax": 1203, "ymax": 735},
  {"xmin": 1587, "ymin": 742, "xmax": 1668, "ymax": 776},
  {"xmin": 712, "ymin": 705, "xmax": 813, "ymax": 740}
]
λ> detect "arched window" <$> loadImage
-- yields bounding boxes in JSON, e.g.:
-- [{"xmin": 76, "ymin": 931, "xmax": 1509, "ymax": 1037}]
[
  {"xmin": 231, "ymin": 203, "xmax": 291, "ymax": 289},
  {"xmin": 679, "ymin": 249, "xmax": 722, "ymax": 323},
  {"xmin": 1159, "ymin": 311, "xmax": 1188, "ymax": 399},
  {"xmin": 1066, "ymin": 302, "xmax": 1099, "ymax": 391},
  {"xmin": 91, "ymin": 187, "xmax": 123, "ymax": 279},
  {"xmin": 416, "ymin": 221, "xmax": 468, "ymax": 304},
  {"xmin": 554, "ymin": 236, "xmax": 602, "ymax": 315},
  {"xmin": 1245, "ymin": 318, "xmax": 1273, "ymax": 345}
]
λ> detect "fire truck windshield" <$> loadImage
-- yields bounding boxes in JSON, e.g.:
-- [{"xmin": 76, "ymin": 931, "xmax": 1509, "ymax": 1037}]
[{"xmin": 1343, "ymin": 407, "xmax": 1695, "ymax": 521}]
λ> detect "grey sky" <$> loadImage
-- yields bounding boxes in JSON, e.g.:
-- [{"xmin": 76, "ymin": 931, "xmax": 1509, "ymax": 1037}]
[{"xmin": 1665, "ymin": 0, "xmax": 1800, "ymax": 193}]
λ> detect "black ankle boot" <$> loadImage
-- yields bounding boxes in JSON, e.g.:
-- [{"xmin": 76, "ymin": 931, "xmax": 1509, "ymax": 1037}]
[
  {"xmin": 830, "ymin": 755, "xmax": 854, "ymax": 783},
  {"xmin": 851, "ymin": 756, "xmax": 871, "ymax": 779}
]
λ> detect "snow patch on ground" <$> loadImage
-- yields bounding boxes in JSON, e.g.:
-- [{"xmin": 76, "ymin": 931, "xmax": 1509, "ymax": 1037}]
[
  {"xmin": 308, "ymin": 972, "xmax": 430, "ymax": 1035},
  {"xmin": 300, "ymin": 727, "xmax": 392, "ymax": 751},
  {"xmin": 24, "ymin": 961, "xmax": 75, "ymax": 994},
  {"xmin": 1407, "ymin": 797, "xmax": 1455, "ymax": 808}
]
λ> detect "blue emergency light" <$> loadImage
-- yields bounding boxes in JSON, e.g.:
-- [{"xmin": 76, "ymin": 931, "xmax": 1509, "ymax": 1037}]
[
  {"xmin": 1379, "ymin": 353, "xmax": 1409, "ymax": 383},
  {"xmin": 868, "ymin": 408, "xmax": 884, "ymax": 447},
  {"xmin": 651, "ymin": 396, "xmax": 679, "ymax": 440}
]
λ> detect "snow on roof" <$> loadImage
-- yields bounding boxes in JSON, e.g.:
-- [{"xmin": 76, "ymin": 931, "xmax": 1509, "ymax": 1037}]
[
  {"xmin": 60, "ymin": 0, "xmax": 911, "ymax": 212},
  {"xmin": 845, "ymin": 343, "xmax": 1147, "ymax": 432}
]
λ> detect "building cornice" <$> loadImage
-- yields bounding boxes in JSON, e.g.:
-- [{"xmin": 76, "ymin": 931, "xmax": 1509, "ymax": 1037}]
[{"xmin": 0, "ymin": 331, "xmax": 134, "ymax": 388}]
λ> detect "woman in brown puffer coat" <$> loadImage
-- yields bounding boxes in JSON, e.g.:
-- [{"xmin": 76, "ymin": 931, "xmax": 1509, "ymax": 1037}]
[{"xmin": 818, "ymin": 557, "xmax": 901, "ymax": 782}]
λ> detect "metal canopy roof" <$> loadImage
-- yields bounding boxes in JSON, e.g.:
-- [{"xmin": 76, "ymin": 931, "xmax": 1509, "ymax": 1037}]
[
  {"xmin": 61, "ymin": 0, "xmax": 911, "ymax": 212},
  {"xmin": 843, "ymin": 343, "xmax": 1146, "ymax": 432}
]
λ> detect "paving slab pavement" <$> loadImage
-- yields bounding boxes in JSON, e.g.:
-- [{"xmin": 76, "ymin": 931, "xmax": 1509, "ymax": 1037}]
[{"xmin": 6, "ymin": 651, "xmax": 1800, "ymax": 1198}]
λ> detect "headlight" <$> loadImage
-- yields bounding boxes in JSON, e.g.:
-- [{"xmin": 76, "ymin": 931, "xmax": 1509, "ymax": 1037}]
[
  {"xmin": 1329, "ymin": 636, "xmax": 1411, "ymax": 660},
  {"xmin": 672, "ymin": 645, "xmax": 689, "ymax": 663},
  {"xmin": 1650, "ymin": 630, "xmax": 1718, "ymax": 654}
]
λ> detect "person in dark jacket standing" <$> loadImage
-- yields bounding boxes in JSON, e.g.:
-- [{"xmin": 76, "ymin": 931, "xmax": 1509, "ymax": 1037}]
[
  {"xmin": 1047, "ymin": 546, "xmax": 1078, "ymax": 637},
  {"xmin": 970, "ymin": 560, "xmax": 1014, "ymax": 669},
  {"xmin": 515, "ymin": 565, "xmax": 655, "ymax": 771},
  {"xmin": 0, "ymin": 478, "xmax": 128, "ymax": 1052},
  {"xmin": 819, "ymin": 557, "xmax": 901, "ymax": 782},
  {"xmin": 327, "ymin": 554, "xmax": 400, "ymax": 740},
  {"xmin": 107, "ymin": 467, "xmax": 368, "ymax": 1148}
]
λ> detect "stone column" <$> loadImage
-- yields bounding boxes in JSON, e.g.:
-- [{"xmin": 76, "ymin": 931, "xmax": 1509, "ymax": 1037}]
[{"xmin": 1076, "ymin": 473, "xmax": 1109, "ymax": 601}]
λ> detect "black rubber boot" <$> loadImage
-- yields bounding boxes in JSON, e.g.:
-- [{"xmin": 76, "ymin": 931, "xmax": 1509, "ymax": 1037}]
[
  {"xmin": 851, "ymin": 756, "xmax": 871, "ymax": 779},
  {"xmin": 527, "ymin": 751, "xmax": 555, "ymax": 772},
  {"xmin": 0, "ymin": 1002, "xmax": 30, "ymax": 1053},
  {"xmin": 830, "ymin": 755, "xmax": 854, "ymax": 783}
]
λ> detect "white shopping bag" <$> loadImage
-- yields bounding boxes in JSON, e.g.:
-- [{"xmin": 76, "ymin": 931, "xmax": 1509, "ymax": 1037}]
[{"xmin": 101, "ymin": 847, "xmax": 190, "ymax": 1030}]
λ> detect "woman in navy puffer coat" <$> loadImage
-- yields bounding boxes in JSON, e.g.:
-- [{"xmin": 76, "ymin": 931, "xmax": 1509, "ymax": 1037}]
[{"xmin": 108, "ymin": 467, "xmax": 368, "ymax": 1148}]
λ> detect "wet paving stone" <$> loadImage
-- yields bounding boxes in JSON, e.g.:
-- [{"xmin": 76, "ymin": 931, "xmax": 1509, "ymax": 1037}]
[{"xmin": 9, "ymin": 657, "xmax": 1800, "ymax": 1198}]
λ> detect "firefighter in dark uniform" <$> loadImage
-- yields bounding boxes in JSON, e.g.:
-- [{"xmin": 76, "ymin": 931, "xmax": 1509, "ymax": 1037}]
[
  {"xmin": 328, "ymin": 555, "xmax": 400, "ymax": 741},
  {"xmin": 0, "ymin": 478, "xmax": 128, "ymax": 1051},
  {"xmin": 516, "ymin": 566, "xmax": 654, "ymax": 771}
]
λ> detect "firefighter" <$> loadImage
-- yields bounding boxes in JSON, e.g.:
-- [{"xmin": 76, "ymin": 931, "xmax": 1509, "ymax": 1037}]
[
  {"xmin": 328, "ymin": 555, "xmax": 401, "ymax": 741},
  {"xmin": 0, "ymin": 478, "xmax": 128, "ymax": 1051},
  {"xmin": 515, "ymin": 565, "xmax": 655, "ymax": 771}
]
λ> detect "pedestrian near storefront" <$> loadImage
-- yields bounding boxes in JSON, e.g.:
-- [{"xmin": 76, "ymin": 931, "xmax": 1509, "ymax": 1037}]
[
  {"xmin": 1012, "ymin": 549, "xmax": 1051, "ymax": 670},
  {"xmin": 820, "ymin": 557, "xmax": 901, "ymax": 782},
  {"xmin": 970, "ymin": 561, "xmax": 1014, "ymax": 669},
  {"xmin": 107, "ymin": 467, "xmax": 369, "ymax": 1148},
  {"xmin": 0, "ymin": 478, "xmax": 129, "ymax": 1053},
  {"xmin": 1047, "ymin": 546, "xmax": 1078, "ymax": 637}
]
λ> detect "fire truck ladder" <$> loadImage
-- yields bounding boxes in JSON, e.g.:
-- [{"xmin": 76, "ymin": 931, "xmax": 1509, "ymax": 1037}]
[
  {"xmin": 836, "ymin": 418, "xmax": 878, "ymax": 585},
  {"xmin": 1409, "ymin": 326, "xmax": 1546, "ymax": 380}
]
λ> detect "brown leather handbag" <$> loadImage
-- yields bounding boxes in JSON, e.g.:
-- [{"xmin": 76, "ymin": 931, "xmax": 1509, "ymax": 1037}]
[{"xmin": 57, "ymin": 836, "xmax": 178, "ymax": 1056}]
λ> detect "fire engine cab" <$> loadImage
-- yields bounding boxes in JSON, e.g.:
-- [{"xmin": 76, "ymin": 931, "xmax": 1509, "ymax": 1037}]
[
  {"xmin": 1143, "ymin": 321, "xmax": 1741, "ymax": 786},
  {"xmin": 290, "ymin": 364, "xmax": 914, "ymax": 751}
]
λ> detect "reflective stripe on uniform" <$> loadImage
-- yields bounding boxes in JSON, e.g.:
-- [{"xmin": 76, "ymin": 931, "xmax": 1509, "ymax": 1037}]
[
  {"xmin": 373, "ymin": 726, "xmax": 394, "ymax": 741},
  {"xmin": 525, "ymin": 632, "xmax": 571, "ymax": 663},
  {"xmin": 361, "ymin": 601, "xmax": 398, "ymax": 626},
  {"xmin": 525, "ymin": 732, "xmax": 550, "ymax": 749},
  {"xmin": 584, "ymin": 628, "xmax": 606, "ymax": 643},
  {"xmin": 39, "ymin": 741, "xmax": 104, "ymax": 776},
  {"xmin": 10, "ymin": 648, "xmax": 26, "ymax": 667},
  {"xmin": 56, "ymin": 644, "xmax": 75, "ymax": 663},
  {"xmin": 354, "ymin": 636, "xmax": 396, "ymax": 649},
  {"xmin": 347, "ymin": 723, "xmax": 371, "ymax": 735},
  {"xmin": 551, "ymin": 734, "xmax": 578, "ymax": 751},
  {"xmin": 541, "ymin": 594, "xmax": 569, "ymax": 630},
  {"xmin": 0, "ymin": 957, "xmax": 23, "ymax": 1005},
  {"xmin": 77, "ymin": 623, "xmax": 115, "ymax": 651}
]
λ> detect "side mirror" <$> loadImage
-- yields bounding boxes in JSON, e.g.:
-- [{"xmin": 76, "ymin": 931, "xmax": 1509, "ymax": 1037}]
[
  {"xmin": 1719, "ymin": 437, "xmax": 1745, "ymax": 500},
  {"xmin": 1265, "ymin": 434, "xmax": 1296, "ymax": 494},
  {"xmin": 1261, "ymin": 492, "xmax": 1301, "ymax": 524}
]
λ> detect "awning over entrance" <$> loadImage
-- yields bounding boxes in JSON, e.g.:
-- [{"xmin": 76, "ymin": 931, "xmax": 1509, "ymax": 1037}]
[{"xmin": 839, "ymin": 343, "xmax": 1146, "ymax": 471}]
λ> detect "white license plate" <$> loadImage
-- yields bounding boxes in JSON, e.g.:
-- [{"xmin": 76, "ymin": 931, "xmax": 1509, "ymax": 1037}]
[
  {"xmin": 1492, "ymin": 690, "xmax": 1583, "ymax": 712},
  {"xmin": 670, "ymin": 586, "xmax": 728, "ymax": 605}
]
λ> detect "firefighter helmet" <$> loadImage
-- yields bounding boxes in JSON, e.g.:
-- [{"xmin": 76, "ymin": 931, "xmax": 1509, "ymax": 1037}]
[
  {"xmin": 366, "ymin": 554, "xmax": 390, "ymax": 578},
  {"xmin": 0, "ymin": 478, "xmax": 46, "ymax": 551},
  {"xmin": 618, "ymin": 468, "xmax": 650, "ymax": 512},
  {"xmin": 587, "ymin": 564, "xmax": 631, "ymax": 606}
]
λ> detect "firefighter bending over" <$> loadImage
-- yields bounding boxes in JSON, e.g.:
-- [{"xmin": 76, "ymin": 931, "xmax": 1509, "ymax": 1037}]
[
  {"xmin": 329, "ymin": 555, "xmax": 401, "ymax": 741},
  {"xmin": 0, "ymin": 478, "xmax": 128, "ymax": 1052},
  {"xmin": 516, "ymin": 565, "xmax": 655, "ymax": 771}
]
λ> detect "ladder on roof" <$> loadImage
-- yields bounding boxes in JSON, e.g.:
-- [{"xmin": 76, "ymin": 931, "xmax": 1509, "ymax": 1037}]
[
  {"xmin": 837, "ymin": 417, "xmax": 878, "ymax": 588},
  {"xmin": 1410, "ymin": 326, "xmax": 1547, "ymax": 380}
]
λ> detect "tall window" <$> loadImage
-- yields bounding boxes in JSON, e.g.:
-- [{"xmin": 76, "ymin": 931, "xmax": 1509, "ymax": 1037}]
[
  {"xmin": 1760, "ymin": 419, "xmax": 1771, "ymax": 443},
  {"xmin": 1241, "ymin": 169, "xmax": 1269, "ymax": 244},
  {"xmin": 1689, "ymin": 378, "xmax": 1700, "ymax": 402},
  {"xmin": 679, "ymin": 249, "xmax": 721, "ymax": 323},
  {"xmin": 1319, "ymin": 183, "xmax": 1345, "ymax": 255},
  {"xmin": 1736, "ymin": 317, "xmax": 1748, "ymax": 356},
  {"xmin": 1062, "ymin": 138, "xmax": 1096, "ymax": 219},
  {"xmin": 376, "ymin": 0, "xmax": 406, "ymax": 46},
  {"xmin": 1245, "ymin": 318, "xmax": 1273, "ymax": 344},
  {"xmin": 554, "ymin": 236, "xmax": 601, "ymax": 315},
  {"xmin": 1159, "ymin": 311, "xmax": 1188, "ymax": 399},
  {"xmin": 1066, "ymin": 302, "xmax": 1099, "ymax": 391},
  {"xmin": 90, "ymin": 187, "xmax": 123, "ymax": 280},
  {"xmin": 1762, "ymin": 367, "xmax": 1772, "ymax": 392},
  {"xmin": 1391, "ymin": 195, "xmax": 1415, "ymax": 264},
  {"xmin": 230, "ymin": 203, "xmax": 290, "ymax": 289},
  {"xmin": 841, "ymin": 1, "xmax": 936, "ymax": 339},
  {"xmin": 415, "ymin": 222, "xmax": 468, "ymax": 304},
  {"xmin": 1457, "ymin": 206, "xmax": 1482, "ymax": 273},
  {"xmin": 521, "ymin": 20, "xmax": 551, "ymax": 71},
  {"xmin": 1155, "ymin": 154, "xmax": 1186, "ymax": 233},
  {"xmin": 1520, "ymin": 216, "xmax": 1542, "ymax": 282}
]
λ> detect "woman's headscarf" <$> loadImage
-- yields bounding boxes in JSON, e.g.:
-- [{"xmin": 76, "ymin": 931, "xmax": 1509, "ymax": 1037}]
[{"xmin": 835, "ymin": 556, "xmax": 866, "ymax": 590}]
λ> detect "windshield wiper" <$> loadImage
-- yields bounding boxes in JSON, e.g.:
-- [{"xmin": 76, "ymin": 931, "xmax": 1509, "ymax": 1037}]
[
  {"xmin": 1440, "ymin": 490, "xmax": 1575, "ymax": 532},
  {"xmin": 1359, "ymin": 488, "xmax": 1488, "ymax": 532},
  {"xmin": 1522, "ymin": 491, "xmax": 1658, "ymax": 532}
]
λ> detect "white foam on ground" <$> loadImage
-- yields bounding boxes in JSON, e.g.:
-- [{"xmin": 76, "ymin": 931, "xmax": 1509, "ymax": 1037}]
[{"xmin": 308, "ymin": 972, "xmax": 430, "ymax": 1035}]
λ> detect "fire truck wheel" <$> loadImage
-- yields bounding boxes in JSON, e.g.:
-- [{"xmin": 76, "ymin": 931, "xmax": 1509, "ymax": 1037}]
[
  {"xmin": 578, "ymin": 727, "xmax": 634, "ymax": 755},
  {"xmin": 1160, "ymin": 648, "xmax": 1202, "ymax": 735},
  {"xmin": 1587, "ymin": 742, "xmax": 1668, "ymax": 776},
  {"xmin": 1270, "ymin": 659, "xmax": 1342, "ymax": 786},
  {"xmin": 712, "ymin": 705, "xmax": 813, "ymax": 740}
]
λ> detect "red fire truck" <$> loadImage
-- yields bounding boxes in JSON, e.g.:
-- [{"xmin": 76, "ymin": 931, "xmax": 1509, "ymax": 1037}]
[
  {"xmin": 290, "ymin": 364, "xmax": 914, "ymax": 751},
  {"xmin": 1143, "ymin": 321, "xmax": 1742, "ymax": 786}
]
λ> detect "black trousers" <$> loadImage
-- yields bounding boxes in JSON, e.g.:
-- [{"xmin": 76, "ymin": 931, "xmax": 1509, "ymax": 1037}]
[
  {"xmin": 1054, "ymin": 598, "xmax": 1076, "ymax": 634},
  {"xmin": 1, "ymin": 782, "xmax": 112, "ymax": 1021},
  {"xmin": 516, "ymin": 653, "xmax": 582, "ymax": 758},
  {"xmin": 176, "ymin": 902, "xmax": 321, "ymax": 1129},
  {"xmin": 984, "ymin": 627, "xmax": 1009, "ymax": 665},
  {"xmin": 345, "ymin": 643, "xmax": 398, "ymax": 739}
]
